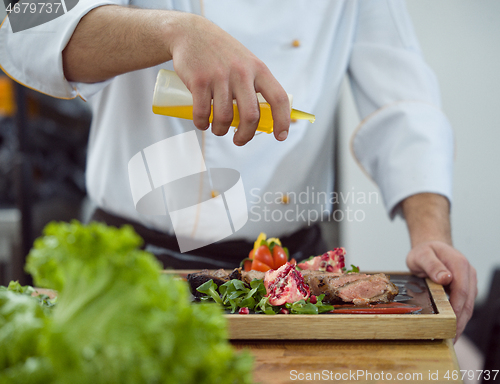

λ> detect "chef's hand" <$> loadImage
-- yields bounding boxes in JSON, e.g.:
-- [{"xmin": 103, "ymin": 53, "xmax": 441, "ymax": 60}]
[
  {"xmin": 406, "ymin": 241, "xmax": 477, "ymax": 341},
  {"xmin": 401, "ymin": 193, "xmax": 477, "ymax": 342},
  {"xmin": 170, "ymin": 14, "xmax": 290, "ymax": 146},
  {"xmin": 63, "ymin": 7, "xmax": 290, "ymax": 146}
]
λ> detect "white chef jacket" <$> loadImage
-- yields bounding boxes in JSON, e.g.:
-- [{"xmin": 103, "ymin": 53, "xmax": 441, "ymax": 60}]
[{"xmin": 0, "ymin": 0, "xmax": 453, "ymax": 242}]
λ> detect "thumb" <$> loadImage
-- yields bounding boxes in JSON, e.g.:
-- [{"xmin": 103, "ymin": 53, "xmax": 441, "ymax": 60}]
[{"xmin": 407, "ymin": 245, "xmax": 453, "ymax": 286}]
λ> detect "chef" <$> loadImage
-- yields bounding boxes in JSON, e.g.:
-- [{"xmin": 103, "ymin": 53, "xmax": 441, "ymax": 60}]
[{"xmin": 0, "ymin": 0, "xmax": 476, "ymax": 339}]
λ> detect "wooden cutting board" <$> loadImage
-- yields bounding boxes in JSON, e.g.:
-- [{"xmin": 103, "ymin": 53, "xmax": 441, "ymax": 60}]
[{"xmin": 168, "ymin": 271, "xmax": 456, "ymax": 340}]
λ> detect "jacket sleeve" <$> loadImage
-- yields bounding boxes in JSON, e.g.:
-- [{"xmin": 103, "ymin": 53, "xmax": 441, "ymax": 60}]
[
  {"xmin": 0, "ymin": 0, "xmax": 127, "ymax": 100},
  {"xmin": 348, "ymin": 0, "xmax": 454, "ymax": 218}
]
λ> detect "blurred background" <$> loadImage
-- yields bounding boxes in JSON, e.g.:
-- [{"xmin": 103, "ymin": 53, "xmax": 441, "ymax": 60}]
[
  {"xmin": 0, "ymin": 0, "xmax": 498, "ymax": 381},
  {"xmin": 0, "ymin": 72, "xmax": 91, "ymax": 284}
]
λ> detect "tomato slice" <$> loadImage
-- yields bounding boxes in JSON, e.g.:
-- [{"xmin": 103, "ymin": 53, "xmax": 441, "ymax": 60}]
[
  {"xmin": 251, "ymin": 259, "xmax": 272, "ymax": 272},
  {"xmin": 272, "ymin": 245, "xmax": 288, "ymax": 269},
  {"xmin": 248, "ymin": 249, "xmax": 255, "ymax": 260},
  {"xmin": 241, "ymin": 258, "xmax": 253, "ymax": 272},
  {"xmin": 253, "ymin": 245, "xmax": 274, "ymax": 269}
]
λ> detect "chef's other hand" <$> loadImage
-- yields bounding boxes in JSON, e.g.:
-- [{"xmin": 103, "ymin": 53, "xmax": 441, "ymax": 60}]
[
  {"xmin": 402, "ymin": 193, "xmax": 477, "ymax": 342},
  {"xmin": 169, "ymin": 14, "xmax": 290, "ymax": 146},
  {"xmin": 406, "ymin": 241, "xmax": 477, "ymax": 341}
]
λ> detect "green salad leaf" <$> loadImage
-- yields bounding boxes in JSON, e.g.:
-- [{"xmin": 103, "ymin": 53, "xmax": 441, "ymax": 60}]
[
  {"xmin": 0, "ymin": 289, "xmax": 53, "ymax": 384},
  {"xmin": 197, "ymin": 278, "xmax": 334, "ymax": 315},
  {"xmin": 1, "ymin": 221, "xmax": 253, "ymax": 384},
  {"xmin": 196, "ymin": 279, "xmax": 223, "ymax": 305},
  {"xmin": 342, "ymin": 264, "xmax": 360, "ymax": 273},
  {"xmin": 198, "ymin": 278, "xmax": 272, "ymax": 314},
  {"xmin": 0, "ymin": 281, "xmax": 57, "ymax": 310},
  {"xmin": 285, "ymin": 294, "xmax": 334, "ymax": 314},
  {"xmin": 285, "ymin": 300, "xmax": 319, "ymax": 314}
]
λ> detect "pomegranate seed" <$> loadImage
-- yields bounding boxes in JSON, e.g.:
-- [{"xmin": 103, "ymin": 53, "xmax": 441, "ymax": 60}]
[
  {"xmin": 309, "ymin": 295, "xmax": 317, "ymax": 304},
  {"xmin": 326, "ymin": 265, "xmax": 334, "ymax": 272},
  {"xmin": 279, "ymin": 308, "xmax": 289, "ymax": 314},
  {"xmin": 239, "ymin": 307, "xmax": 250, "ymax": 315}
]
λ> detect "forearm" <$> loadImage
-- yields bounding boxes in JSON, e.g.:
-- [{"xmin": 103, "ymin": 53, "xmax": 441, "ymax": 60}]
[
  {"xmin": 401, "ymin": 193, "xmax": 452, "ymax": 247},
  {"xmin": 62, "ymin": 5, "xmax": 187, "ymax": 83}
]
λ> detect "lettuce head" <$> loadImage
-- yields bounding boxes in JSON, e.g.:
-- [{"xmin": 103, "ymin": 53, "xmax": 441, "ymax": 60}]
[{"xmin": 0, "ymin": 221, "xmax": 253, "ymax": 384}]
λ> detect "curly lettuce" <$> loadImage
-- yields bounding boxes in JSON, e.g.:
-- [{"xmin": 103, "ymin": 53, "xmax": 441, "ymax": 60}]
[{"xmin": 0, "ymin": 221, "xmax": 252, "ymax": 384}]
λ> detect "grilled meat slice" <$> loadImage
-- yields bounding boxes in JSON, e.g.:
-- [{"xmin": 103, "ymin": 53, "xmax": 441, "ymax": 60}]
[
  {"xmin": 301, "ymin": 271, "xmax": 398, "ymax": 305},
  {"xmin": 228, "ymin": 268, "xmax": 243, "ymax": 281},
  {"xmin": 240, "ymin": 270, "xmax": 266, "ymax": 285},
  {"xmin": 187, "ymin": 269, "xmax": 230, "ymax": 299},
  {"xmin": 211, "ymin": 269, "xmax": 230, "ymax": 280},
  {"xmin": 336, "ymin": 274, "xmax": 399, "ymax": 305}
]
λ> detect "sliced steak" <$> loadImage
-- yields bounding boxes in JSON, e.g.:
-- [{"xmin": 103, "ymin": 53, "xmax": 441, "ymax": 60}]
[
  {"xmin": 212, "ymin": 269, "xmax": 230, "ymax": 280},
  {"xmin": 187, "ymin": 269, "xmax": 230, "ymax": 299},
  {"xmin": 240, "ymin": 270, "xmax": 266, "ymax": 285},
  {"xmin": 301, "ymin": 271, "xmax": 398, "ymax": 305},
  {"xmin": 336, "ymin": 274, "xmax": 398, "ymax": 305}
]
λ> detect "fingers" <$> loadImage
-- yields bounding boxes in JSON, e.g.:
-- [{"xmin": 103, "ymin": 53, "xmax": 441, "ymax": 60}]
[
  {"xmin": 452, "ymin": 263, "xmax": 477, "ymax": 341},
  {"xmin": 440, "ymin": 249, "xmax": 475, "ymax": 340},
  {"xmin": 211, "ymin": 82, "xmax": 234, "ymax": 137},
  {"xmin": 255, "ymin": 73, "xmax": 291, "ymax": 142},
  {"xmin": 407, "ymin": 241, "xmax": 477, "ymax": 342},
  {"xmin": 191, "ymin": 80, "xmax": 211, "ymax": 131},
  {"xmin": 406, "ymin": 243, "xmax": 452, "ymax": 285},
  {"xmin": 233, "ymin": 99, "xmax": 260, "ymax": 145},
  {"xmin": 190, "ymin": 68, "xmax": 289, "ymax": 145},
  {"xmin": 209, "ymin": 74, "xmax": 261, "ymax": 144}
]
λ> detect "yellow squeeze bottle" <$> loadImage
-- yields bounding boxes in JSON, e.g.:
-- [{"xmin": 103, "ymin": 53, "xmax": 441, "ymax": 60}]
[{"xmin": 152, "ymin": 69, "xmax": 315, "ymax": 134}]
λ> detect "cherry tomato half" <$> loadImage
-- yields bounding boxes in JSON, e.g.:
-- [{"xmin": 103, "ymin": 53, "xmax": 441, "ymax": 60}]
[
  {"xmin": 253, "ymin": 245, "xmax": 274, "ymax": 269},
  {"xmin": 272, "ymin": 245, "xmax": 288, "ymax": 269},
  {"xmin": 251, "ymin": 259, "xmax": 272, "ymax": 272},
  {"xmin": 241, "ymin": 258, "xmax": 253, "ymax": 272}
]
